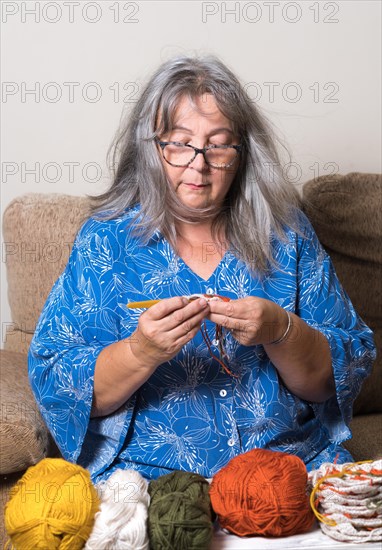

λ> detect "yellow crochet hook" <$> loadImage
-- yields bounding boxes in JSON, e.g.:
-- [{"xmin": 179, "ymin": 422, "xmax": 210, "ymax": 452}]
[
  {"xmin": 127, "ymin": 293, "xmax": 230, "ymax": 309},
  {"xmin": 126, "ymin": 299, "xmax": 161, "ymax": 309}
]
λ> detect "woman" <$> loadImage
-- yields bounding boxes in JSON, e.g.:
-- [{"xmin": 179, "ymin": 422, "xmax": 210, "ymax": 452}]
[{"xmin": 28, "ymin": 56, "xmax": 375, "ymax": 483}]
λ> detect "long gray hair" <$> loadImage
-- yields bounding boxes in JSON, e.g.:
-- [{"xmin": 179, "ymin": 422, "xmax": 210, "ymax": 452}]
[{"xmin": 91, "ymin": 55, "xmax": 300, "ymax": 274}]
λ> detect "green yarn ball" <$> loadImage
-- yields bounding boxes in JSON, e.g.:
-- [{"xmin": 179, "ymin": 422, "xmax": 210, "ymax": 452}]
[{"xmin": 148, "ymin": 471, "xmax": 213, "ymax": 550}]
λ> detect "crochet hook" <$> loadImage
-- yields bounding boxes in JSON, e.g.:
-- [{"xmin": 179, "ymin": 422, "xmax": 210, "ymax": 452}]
[
  {"xmin": 126, "ymin": 300, "xmax": 161, "ymax": 309},
  {"xmin": 127, "ymin": 294, "xmax": 230, "ymax": 309}
]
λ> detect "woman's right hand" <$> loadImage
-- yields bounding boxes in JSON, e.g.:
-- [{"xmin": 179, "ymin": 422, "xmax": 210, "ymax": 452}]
[
  {"xmin": 91, "ymin": 296, "xmax": 210, "ymax": 417},
  {"xmin": 129, "ymin": 296, "xmax": 210, "ymax": 368}
]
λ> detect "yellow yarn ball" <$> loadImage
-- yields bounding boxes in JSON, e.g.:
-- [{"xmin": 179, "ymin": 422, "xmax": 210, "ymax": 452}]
[{"xmin": 4, "ymin": 458, "xmax": 100, "ymax": 550}]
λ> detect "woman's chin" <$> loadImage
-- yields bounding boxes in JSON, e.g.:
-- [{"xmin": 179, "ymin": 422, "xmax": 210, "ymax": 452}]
[
  {"xmin": 177, "ymin": 195, "xmax": 211, "ymax": 211},
  {"xmin": 183, "ymin": 200, "xmax": 209, "ymax": 211}
]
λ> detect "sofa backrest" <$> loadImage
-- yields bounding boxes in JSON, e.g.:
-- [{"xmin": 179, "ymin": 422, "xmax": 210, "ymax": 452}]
[
  {"xmin": 2, "ymin": 173, "xmax": 381, "ymax": 415},
  {"xmin": 302, "ymin": 172, "xmax": 381, "ymax": 415},
  {"xmin": 2, "ymin": 193, "xmax": 90, "ymax": 354}
]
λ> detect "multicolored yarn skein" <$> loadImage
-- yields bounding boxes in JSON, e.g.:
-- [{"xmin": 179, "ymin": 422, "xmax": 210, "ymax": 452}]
[
  {"xmin": 4, "ymin": 458, "xmax": 100, "ymax": 550},
  {"xmin": 209, "ymin": 448, "xmax": 315, "ymax": 537},
  {"xmin": 309, "ymin": 458, "xmax": 382, "ymax": 543},
  {"xmin": 148, "ymin": 471, "xmax": 213, "ymax": 549},
  {"xmin": 85, "ymin": 468, "xmax": 150, "ymax": 550}
]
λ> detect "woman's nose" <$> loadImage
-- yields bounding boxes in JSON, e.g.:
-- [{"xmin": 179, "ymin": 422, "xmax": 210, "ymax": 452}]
[{"xmin": 188, "ymin": 150, "xmax": 209, "ymax": 171}]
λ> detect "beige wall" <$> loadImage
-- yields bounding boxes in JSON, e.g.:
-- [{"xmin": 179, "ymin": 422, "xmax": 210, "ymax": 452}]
[{"xmin": 1, "ymin": 0, "xmax": 381, "ymax": 344}]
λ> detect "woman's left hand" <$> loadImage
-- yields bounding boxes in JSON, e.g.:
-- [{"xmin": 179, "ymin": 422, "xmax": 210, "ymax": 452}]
[
  {"xmin": 208, "ymin": 296, "xmax": 335, "ymax": 402},
  {"xmin": 207, "ymin": 297, "xmax": 288, "ymax": 346}
]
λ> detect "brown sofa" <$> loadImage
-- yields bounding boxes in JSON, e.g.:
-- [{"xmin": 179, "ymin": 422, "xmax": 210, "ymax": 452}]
[{"xmin": 1, "ymin": 172, "xmax": 381, "ymax": 546}]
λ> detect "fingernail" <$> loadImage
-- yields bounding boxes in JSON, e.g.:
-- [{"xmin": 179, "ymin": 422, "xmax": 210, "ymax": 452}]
[{"xmin": 199, "ymin": 298, "xmax": 208, "ymax": 306}]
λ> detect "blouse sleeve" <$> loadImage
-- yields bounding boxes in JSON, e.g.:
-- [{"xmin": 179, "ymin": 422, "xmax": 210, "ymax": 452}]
[
  {"xmin": 28, "ymin": 217, "xmax": 135, "ymax": 478},
  {"xmin": 295, "ymin": 214, "xmax": 376, "ymax": 443}
]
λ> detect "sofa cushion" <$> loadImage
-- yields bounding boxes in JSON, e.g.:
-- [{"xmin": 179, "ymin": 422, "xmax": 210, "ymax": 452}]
[
  {"xmin": 302, "ymin": 172, "xmax": 382, "ymax": 415},
  {"xmin": 344, "ymin": 414, "xmax": 382, "ymax": 462},
  {"xmin": 0, "ymin": 350, "xmax": 53, "ymax": 474}
]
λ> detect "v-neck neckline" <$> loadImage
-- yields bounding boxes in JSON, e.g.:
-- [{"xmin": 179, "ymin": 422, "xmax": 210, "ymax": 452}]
[{"xmin": 174, "ymin": 251, "xmax": 228, "ymax": 283}]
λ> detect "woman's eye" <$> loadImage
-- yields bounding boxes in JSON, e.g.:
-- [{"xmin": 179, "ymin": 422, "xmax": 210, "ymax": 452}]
[{"xmin": 168, "ymin": 135, "xmax": 188, "ymax": 143}]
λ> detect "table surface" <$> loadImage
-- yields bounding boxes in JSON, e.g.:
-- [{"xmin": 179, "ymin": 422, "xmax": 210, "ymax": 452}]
[{"xmin": 211, "ymin": 523, "xmax": 381, "ymax": 549}]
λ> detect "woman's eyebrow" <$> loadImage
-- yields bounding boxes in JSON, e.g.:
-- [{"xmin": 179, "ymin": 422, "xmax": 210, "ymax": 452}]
[{"xmin": 170, "ymin": 125, "xmax": 234, "ymax": 136}]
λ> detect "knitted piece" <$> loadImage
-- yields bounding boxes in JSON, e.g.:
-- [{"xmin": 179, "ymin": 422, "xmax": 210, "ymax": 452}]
[{"xmin": 309, "ymin": 459, "xmax": 382, "ymax": 542}]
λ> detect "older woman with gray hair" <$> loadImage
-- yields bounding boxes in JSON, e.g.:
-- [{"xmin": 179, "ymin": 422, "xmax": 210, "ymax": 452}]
[{"xmin": 28, "ymin": 56, "xmax": 375, "ymax": 483}]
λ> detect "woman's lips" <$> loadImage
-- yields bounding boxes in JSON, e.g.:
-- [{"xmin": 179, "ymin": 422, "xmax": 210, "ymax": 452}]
[{"xmin": 183, "ymin": 182, "xmax": 209, "ymax": 189}]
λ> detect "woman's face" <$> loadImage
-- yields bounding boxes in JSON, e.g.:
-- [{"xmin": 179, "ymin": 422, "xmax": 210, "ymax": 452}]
[{"xmin": 157, "ymin": 94, "xmax": 240, "ymax": 211}]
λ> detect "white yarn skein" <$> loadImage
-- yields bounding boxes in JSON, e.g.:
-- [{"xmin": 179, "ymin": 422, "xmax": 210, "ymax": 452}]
[{"xmin": 85, "ymin": 469, "xmax": 150, "ymax": 550}]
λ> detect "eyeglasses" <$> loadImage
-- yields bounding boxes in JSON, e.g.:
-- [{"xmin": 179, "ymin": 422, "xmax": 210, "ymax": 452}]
[{"xmin": 156, "ymin": 140, "xmax": 242, "ymax": 169}]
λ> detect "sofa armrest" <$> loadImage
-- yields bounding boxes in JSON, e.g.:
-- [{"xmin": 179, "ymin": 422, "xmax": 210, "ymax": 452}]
[
  {"xmin": 302, "ymin": 173, "xmax": 382, "ymax": 416},
  {"xmin": 0, "ymin": 350, "xmax": 53, "ymax": 474}
]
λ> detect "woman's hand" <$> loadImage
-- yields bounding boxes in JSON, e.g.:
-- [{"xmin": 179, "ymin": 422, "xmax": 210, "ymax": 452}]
[
  {"xmin": 130, "ymin": 296, "xmax": 210, "ymax": 368},
  {"xmin": 207, "ymin": 297, "xmax": 288, "ymax": 346},
  {"xmin": 208, "ymin": 296, "xmax": 334, "ymax": 402},
  {"xmin": 92, "ymin": 296, "xmax": 210, "ymax": 418}
]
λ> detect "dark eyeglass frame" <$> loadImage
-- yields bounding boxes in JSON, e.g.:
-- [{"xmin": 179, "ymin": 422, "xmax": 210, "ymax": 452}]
[{"xmin": 156, "ymin": 139, "xmax": 242, "ymax": 169}]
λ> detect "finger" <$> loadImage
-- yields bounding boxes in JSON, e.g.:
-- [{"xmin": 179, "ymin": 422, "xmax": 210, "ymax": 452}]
[
  {"xmin": 208, "ymin": 311, "xmax": 243, "ymax": 330},
  {"xmin": 139, "ymin": 297, "xmax": 209, "ymax": 345},
  {"xmin": 208, "ymin": 311, "xmax": 261, "ymax": 337},
  {"xmin": 208, "ymin": 298, "xmax": 262, "ymax": 320},
  {"xmin": 208, "ymin": 299, "xmax": 237, "ymax": 317},
  {"xmin": 173, "ymin": 322, "xmax": 204, "ymax": 348},
  {"xmin": 162, "ymin": 297, "xmax": 210, "ymax": 332},
  {"xmin": 166, "ymin": 300, "xmax": 210, "ymax": 338},
  {"xmin": 145, "ymin": 296, "xmax": 189, "ymax": 320}
]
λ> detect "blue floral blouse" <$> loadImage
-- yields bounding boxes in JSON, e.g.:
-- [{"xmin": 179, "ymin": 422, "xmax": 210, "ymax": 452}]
[{"xmin": 28, "ymin": 207, "xmax": 376, "ymax": 483}]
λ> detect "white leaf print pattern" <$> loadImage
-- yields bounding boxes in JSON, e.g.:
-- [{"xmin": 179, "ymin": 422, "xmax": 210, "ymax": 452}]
[
  {"xmin": 27, "ymin": 208, "xmax": 376, "ymax": 484},
  {"xmin": 90, "ymin": 234, "xmax": 114, "ymax": 273}
]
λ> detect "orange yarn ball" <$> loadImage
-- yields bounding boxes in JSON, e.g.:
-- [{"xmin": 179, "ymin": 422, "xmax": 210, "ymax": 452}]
[{"xmin": 209, "ymin": 448, "xmax": 315, "ymax": 537}]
